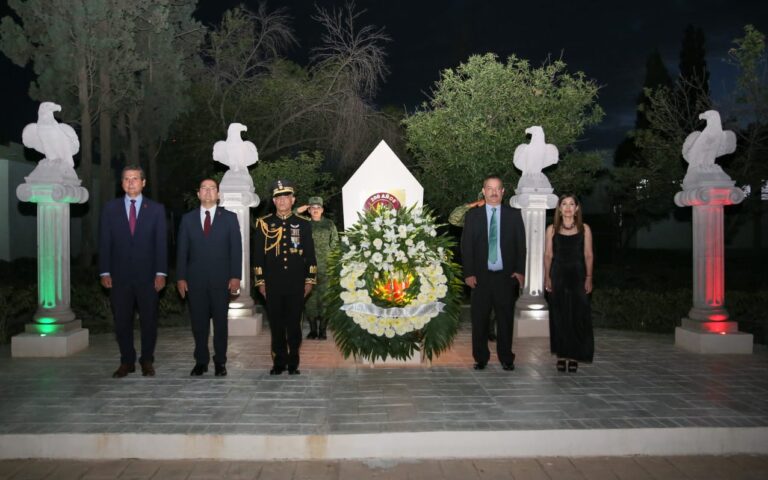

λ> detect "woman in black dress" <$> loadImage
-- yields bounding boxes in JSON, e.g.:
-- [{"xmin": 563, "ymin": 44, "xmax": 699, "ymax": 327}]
[{"xmin": 544, "ymin": 194, "xmax": 594, "ymax": 373}]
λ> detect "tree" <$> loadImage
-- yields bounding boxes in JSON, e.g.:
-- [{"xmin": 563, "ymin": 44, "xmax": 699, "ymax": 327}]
[
  {"xmin": 728, "ymin": 25, "xmax": 768, "ymax": 254},
  {"xmin": 614, "ymin": 49, "xmax": 673, "ymax": 168},
  {"xmin": 608, "ymin": 26, "xmax": 714, "ymax": 249},
  {"xmin": 1, "ymin": 0, "xmax": 203, "ymax": 265},
  {"xmin": 403, "ymin": 53, "xmax": 604, "ymax": 217},
  {"xmin": 2, "ymin": 0, "xmax": 106, "ymax": 265},
  {"xmin": 160, "ymin": 2, "xmax": 401, "ymax": 206},
  {"xmin": 124, "ymin": 0, "xmax": 204, "ymax": 200},
  {"xmin": 205, "ymin": 3, "xmax": 397, "ymax": 165}
]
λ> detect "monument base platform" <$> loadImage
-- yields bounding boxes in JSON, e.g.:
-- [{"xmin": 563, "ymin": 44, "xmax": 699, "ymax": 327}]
[
  {"xmin": 1, "ymin": 427, "xmax": 766, "ymax": 460},
  {"xmin": 514, "ymin": 309, "xmax": 550, "ymax": 338},
  {"xmin": 227, "ymin": 313, "xmax": 262, "ymax": 336},
  {"xmin": 11, "ymin": 327, "xmax": 89, "ymax": 358},
  {"xmin": 675, "ymin": 325, "xmax": 753, "ymax": 354}
]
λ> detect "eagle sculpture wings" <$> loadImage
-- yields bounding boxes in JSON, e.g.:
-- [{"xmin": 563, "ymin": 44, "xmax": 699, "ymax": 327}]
[
  {"xmin": 682, "ymin": 110, "xmax": 736, "ymax": 166},
  {"xmin": 513, "ymin": 126, "xmax": 558, "ymax": 174},
  {"xmin": 213, "ymin": 123, "xmax": 258, "ymax": 172},
  {"xmin": 22, "ymin": 102, "xmax": 79, "ymax": 167}
]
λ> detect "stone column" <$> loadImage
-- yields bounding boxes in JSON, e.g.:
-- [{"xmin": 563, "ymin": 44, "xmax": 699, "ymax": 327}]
[
  {"xmin": 12, "ymin": 181, "xmax": 89, "ymax": 357},
  {"xmin": 219, "ymin": 172, "xmax": 262, "ymax": 336},
  {"xmin": 674, "ymin": 184, "xmax": 752, "ymax": 353},
  {"xmin": 510, "ymin": 189, "xmax": 558, "ymax": 337}
]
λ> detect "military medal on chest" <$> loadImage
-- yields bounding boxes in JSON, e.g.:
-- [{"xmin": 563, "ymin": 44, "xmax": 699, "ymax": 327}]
[{"xmin": 290, "ymin": 223, "xmax": 301, "ymax": 247}]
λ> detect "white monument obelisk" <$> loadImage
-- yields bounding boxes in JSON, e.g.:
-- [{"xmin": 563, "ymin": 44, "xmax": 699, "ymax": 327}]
[
  {"xmin": 674, "ymin": 110, "xmax": 752, "ymax": 353},
  {"xmin": 213, "ymin": 123, "xmax": 262, "ymax": 335},
  {"xmin": 510, "ymin": 126, "xmax": 559, "ymax": 337},
  {"xmin": 12, "ymin": 102, "xmax": 89, "ymax": 357}
]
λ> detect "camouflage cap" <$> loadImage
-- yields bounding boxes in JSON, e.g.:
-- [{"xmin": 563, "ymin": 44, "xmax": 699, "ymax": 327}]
[
  {"xmin": 308, "ymin": 196, "xmax": 323, "ymax": 206},
  {"xmin": 271, "ymin": 179, "xmax": 295, "ymax": 197}
]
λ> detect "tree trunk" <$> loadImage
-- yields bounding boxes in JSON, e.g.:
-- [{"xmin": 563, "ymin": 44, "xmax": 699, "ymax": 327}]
[
  {"xmin": 148, "ymin": 139, "xmax": 160, "ymax": 201},
  {"xmin": 128, "ymin": 106, "xmax": 140, "ymax": 167},
  {"xmin": 77, "ymin": 59, "xmax": 94, "ymax": 268},
  {"xmin": 99, "ymin": 65, "xmax": 114, "ymax": 206}
]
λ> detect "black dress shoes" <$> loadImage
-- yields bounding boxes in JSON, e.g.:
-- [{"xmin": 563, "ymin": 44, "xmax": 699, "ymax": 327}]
[
  {"xmin": 501, "ymin": 362, "xmax": 515, "ymax": 371},
  {"xmin": 473, "ymin": 362, "xmax": 487, "ymax": 370},
  {"xmin": 270, "ymin": 366, "xmax": 285, "ymax": 375},
  {"xmin": 214, "ymin": 363, "xmax": 227, "ymax": 376},
  {"xmin": 140, "ymin": 361, "xmax": 155, "ymax": 377},
  {"xmin": 288, "ymin": 366, "xmax": 300, "ymax": 375},
  {"xmin": 112, "ymin": 363, "xmax": 135, "ymax": 378},
  {"xmin": 190, "ymin": 364, "xmax": 208, "ymax": 376}
]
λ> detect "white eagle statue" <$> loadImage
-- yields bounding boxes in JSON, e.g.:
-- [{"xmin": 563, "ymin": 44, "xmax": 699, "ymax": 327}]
[
  {"xmin": 682, "ymin": 110, "xmax": 736, "ymax": 167},
  {"xmin": 213, "ymin": 123, "xmax": 258, "ymax": 173},
  {"xmin": 513, "ymin": 126, "xmax": 559, "ymax": 190},
  {"xmin": 22, "ymin": 102, "xmax": 79, "ymax": 168}
]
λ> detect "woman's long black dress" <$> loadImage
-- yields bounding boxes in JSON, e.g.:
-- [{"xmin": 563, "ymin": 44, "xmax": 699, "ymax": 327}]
[{"xmin": 548, "ymin": 231, "xmax": 594, "ymax": 362}]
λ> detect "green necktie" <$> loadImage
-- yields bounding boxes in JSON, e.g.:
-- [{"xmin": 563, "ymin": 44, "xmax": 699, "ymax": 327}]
[{"xmin": 488, "ymin": 207, "xmax": 498, "ymax": 264}]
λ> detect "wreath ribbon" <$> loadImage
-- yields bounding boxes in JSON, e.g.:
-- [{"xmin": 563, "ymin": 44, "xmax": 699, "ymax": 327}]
[{"xmin": 341, "ymin": 301, "xmax": 445, "ymax": 318}]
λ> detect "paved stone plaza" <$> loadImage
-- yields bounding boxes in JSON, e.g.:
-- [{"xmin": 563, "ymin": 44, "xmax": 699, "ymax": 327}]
[
  {"xmin": 2, "ymin": 455, "xmax": 768, "ymax": 479},
  {"xmin": 0, "ymin": 324, "xmax": 767, "ymax": 461}
]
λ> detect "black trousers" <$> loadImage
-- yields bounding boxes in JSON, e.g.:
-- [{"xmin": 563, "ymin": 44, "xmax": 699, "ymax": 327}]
[
  {"xmin": 470, "ymin": 271, "xmax": 518, "ymax": 365},
  {"xmin": 110, "ymin": 280, "xmax": 159, "ymax": 365},
  {"xmin": 266, "ymin": 287, "xmax": 304, "ymax": 368},
  {"xmin": 187, "ymin": 284, "xmax": 230, "ymax": 365}
]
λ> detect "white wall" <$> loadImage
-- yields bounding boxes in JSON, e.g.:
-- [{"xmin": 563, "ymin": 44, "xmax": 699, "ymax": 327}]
[{"xmin": 0, "ymin": 142, "xmax": 104, "ymax": 261}]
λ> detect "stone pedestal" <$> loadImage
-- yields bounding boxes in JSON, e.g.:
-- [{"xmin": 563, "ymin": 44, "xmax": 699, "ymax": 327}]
[
  {"xmin": 13, "ymin": 180, "xmax": 89, "ymax": 357},
  {"xmin": 510, "ymin": 189, "xmax": 558, "ymax": 337},
  {"xmin": 219, "ymin": 174, "xmax": 262, "ymax": 336},
  {"xmin": 674, "ymin": 182, "xmax": 752, "ymax": 354}
]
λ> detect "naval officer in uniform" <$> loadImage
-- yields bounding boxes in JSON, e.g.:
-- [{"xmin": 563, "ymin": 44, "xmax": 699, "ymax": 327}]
[{"xmin": 253, "ymin": 179, "xmax": 317, "ymax": 375}]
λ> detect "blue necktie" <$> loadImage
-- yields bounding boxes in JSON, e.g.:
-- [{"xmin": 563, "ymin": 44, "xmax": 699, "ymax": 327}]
[{"xmin": 488, "ymin": 207, "xmax": 498, "ymax": 264}]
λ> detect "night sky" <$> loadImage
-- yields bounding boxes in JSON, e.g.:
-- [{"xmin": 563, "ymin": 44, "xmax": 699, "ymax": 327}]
[{"xmin": 2, "ymin": 0, "xmax": 766, "ymax": 150}]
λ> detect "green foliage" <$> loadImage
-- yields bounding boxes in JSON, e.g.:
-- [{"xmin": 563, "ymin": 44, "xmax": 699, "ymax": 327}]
[
  {"xmin": 250, "ymin": 151, "xmax": 336, "ymax": 211},
  {"xmin": 592, "ymin": 288, "xmax": 690, "ymax": 333},
  {"xmin": 0, "ymin": 286, "xmax": 35, "ymax": 344},
  {"xmin": 592, "ymin": 288, "xmax": 768, "ymax": 344},
  {"xmin": 403, "ymin": 53, "xmax": 604, "ymax": 216}
]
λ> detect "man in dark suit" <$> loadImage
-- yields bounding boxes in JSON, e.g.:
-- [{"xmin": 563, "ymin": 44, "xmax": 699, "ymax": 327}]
[
  {"xmin": 253, "ymin": 179, "xmax": 317, "ymax": 376},
  {"xmin": 99, "ymin": 165, "xmax": 167, "ymax": 378},
  {"xmin": 461, "ymin": 175, "xmax": 526, "ymax": 371},
  {"xmin": 176, "ymin": 178, "xmax": 242, "ymax": 377}
]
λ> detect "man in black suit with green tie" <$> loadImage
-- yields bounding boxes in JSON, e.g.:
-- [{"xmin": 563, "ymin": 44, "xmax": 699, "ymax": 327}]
[{"xmin": 461, "ymin": 175, "xmax": 526, "ymax": 371}]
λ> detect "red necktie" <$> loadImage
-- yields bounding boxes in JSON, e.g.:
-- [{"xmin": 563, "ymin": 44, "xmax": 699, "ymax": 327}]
[
  {"xmin": 204, "ymin": 210, "xmax": 211, "ymax": 236},
  {"xmin": 129, "ymin": 200, "xmax": 137, "ymax": 236}
]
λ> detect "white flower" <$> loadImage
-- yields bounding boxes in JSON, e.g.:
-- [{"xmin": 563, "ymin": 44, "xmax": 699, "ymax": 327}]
[
  {"xmin": 341, "ymin": 236, "xmax": 349, "ymax": 245},
  {"xmin": 371, "ymin": 252, "xmax": 383, "ymax": 264},
  {"xmin": 398, "ymin": 225, "xmax": 408, "ymax": 238},
  {"xmin": 373, "ymin": 238, "xmax": 383, "ymax": 250}
]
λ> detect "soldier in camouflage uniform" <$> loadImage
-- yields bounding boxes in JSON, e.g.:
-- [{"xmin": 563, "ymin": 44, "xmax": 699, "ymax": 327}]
[{"xmin": 297, "ymin": 196, "xmax": 339, "ymax": 340}]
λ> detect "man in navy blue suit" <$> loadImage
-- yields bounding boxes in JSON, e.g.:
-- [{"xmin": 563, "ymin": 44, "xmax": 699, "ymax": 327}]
[
  {"xmin": 99, "ymin": 165, "xmax": 168, "ymax": 378},
  {"xmin": 176, "ymin": 178, "xmax": 242, "ymax": 377},
  {"xmin": 461, "ymin": 175, "xmax": 526, "ymax": 371}
]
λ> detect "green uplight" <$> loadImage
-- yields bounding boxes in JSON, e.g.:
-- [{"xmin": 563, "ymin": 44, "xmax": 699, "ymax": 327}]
[
  {"xmin": 36, "ymin": 317, "xmax": 57, "ymax": 325},
  {"xmin": 35, "ymin": 324, "xmax": 60, "ymax": 335}
]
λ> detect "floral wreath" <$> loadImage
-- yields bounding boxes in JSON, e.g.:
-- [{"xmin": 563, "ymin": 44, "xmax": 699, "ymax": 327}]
[{"xmin": 326, "ymin": 205, "xmax": 462, "ymax": 362}]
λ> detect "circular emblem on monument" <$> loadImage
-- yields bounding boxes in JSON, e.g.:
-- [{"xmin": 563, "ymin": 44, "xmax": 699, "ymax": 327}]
[{"xmin": 364, "ymin": 192, "xmax": 402, "ymax": 211}]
